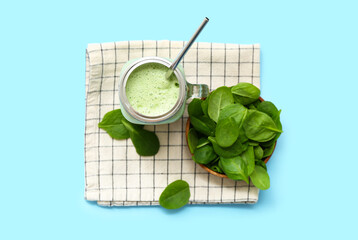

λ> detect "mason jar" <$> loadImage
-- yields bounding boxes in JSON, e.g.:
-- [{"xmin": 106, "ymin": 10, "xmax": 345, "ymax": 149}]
[{"xmin": 118, "ymin": 56, "xmax": 209, "ymax": 125}]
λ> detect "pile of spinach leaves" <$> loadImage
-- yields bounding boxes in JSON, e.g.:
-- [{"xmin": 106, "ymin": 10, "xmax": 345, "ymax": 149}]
[
  {"xmin": 98, "ymin": 109, "xmax": 159, "ymax": 156},
  {"xmin": 187, "ymin": 83, "xmax": 283, "ymax": 190}
]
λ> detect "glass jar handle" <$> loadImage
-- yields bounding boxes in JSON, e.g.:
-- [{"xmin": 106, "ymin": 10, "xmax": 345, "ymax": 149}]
[{"xmin": 186, "ymin": 82, "xmax": 209, "ymax": 99}]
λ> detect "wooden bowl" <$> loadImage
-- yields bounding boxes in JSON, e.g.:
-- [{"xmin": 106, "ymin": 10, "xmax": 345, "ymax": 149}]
[{"xmin": 185, "ymin": 97, "xmax": 276, "ymax": 178}]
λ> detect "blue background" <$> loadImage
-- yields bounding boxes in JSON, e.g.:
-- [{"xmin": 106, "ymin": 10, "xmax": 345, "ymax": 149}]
[{"xmin": 1, "ymin": 0, "xmax": 357, "ymax": 239}]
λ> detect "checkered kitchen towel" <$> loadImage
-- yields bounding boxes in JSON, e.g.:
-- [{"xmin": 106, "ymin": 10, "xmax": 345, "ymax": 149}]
[{"xmin": 85, "ymin": 40, "xmax": 261, "ymax": 206}]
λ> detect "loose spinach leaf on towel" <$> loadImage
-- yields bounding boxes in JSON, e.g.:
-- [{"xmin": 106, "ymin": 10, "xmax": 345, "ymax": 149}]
[
  {"xmin": 121, "ymin": 120, "xmax": 160, "ymax": 156},
  {"xmin": 98, "ymin": 109, "xmax": 130, "ymax": 139},
  {"xmin": 98, "ymin": 109, "xmax": 159, "ymax": 156}
]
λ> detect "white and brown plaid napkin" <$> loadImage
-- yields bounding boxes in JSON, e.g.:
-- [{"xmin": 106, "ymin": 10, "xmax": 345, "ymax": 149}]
[{"xmin": 85, "ymin": 40, "xmax": 261, "ymax": 206}]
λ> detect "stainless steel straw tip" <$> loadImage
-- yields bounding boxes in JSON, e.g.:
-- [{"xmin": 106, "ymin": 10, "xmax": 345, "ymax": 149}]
[{"xmin": 165, "ymin": 69, "xmax": 174, "ymax": 79}]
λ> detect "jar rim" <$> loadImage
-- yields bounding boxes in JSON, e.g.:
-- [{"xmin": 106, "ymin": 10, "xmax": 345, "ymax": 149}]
[{"xmin": 119, "ymin": 57, "xmax": 186, "ymax": 123}]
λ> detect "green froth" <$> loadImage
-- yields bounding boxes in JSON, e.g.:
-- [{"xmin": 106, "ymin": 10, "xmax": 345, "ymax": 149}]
[{"xmin": 125, "ymin": 63, "xmax": 180, "ymax": 116}]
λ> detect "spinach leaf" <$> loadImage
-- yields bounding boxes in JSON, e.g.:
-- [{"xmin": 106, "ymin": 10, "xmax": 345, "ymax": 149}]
[
  {"xmin": 188, "ymin": 98, "xmax": 204, "ymax": 117},
  {"xmin": 190, "ymin": 115, "xmax": 216, "ymax": 136},
  {"xmin": 273, "ymin": 110, "xmax": 283, "ymax": 141},
  {"xmin": 254, "ymin": 145, "xmax": 264, "ymax": 160},
  {"xmin": 257, "ymin": 101, "xmax": 283, "ymax": 141},
  {"xmin": 248, "ymin": 141, "xmax": 259, "ymax": 146},
  {"xmin": 260, "ymin": 138, "xmax": 276, "ymax": 148},
  {"xmin": 220, "ymin": 156, "xmax": 249, "ymax": 183},
  {"xmin": 218, "ymin": 104, "xmax": 249, "ymax": 144},
  {"xmin": 208, "ymin": 136, "xmax": 248, "ymax": 158},
  {"xmin": 159, "ymin": 180, "xmax": 190, "ymax": 209},
  {"xmin": 201, "ymin": 95, "xmax": 210, "ymax": 116},
  {"xmin": 193, "ymin": 144, "xmax": 217, "ymax": 164},
  {"xmin": 247, "ymin": 103, "xmax": 257, "ymax": 110},
  {"xmin": 255, "ymin": 159, "xmax": 267, "ymax": 171},
  {"xmin": 231, "ymin": 82, "xmax": 260, "ymax": 105},
  {"xmin": 232, "ymin": 83, "xmax": 260, "ymax": 98},
  {"xmin": 208, "ymin": 86, "xmax": 234, "ymax": 122},
  {"xmin": 122, "ymin": 121, "xmax": 160, "ymax": 156},
  {"xmin": 187, "ymin": 128, "xmax": 199, "ymax": 154},
  {"xmin": 208, "ymin": 156, "xmax": 220, "ymax": 165},
  {"xmin": 216, "ymin": 117, "xmax": 239, "ymax": 147},
  {"xmin": 99, "ymin": 109, "xmax": 159, "ymax": 156},
  {"xmin": 98, "ymin": 109, "xmax": 130, "ymax": 139},
  {"xmin": 209, "ymin": 165, "xmax": 224, "ymax": 174},
  {"xmin": 252, "ymin": 99, "xmax": 261, "ymax": 108},
  {"xmin": 240, "ymin": 145, "xmax": 255, "ymax": 175},
  {"xmin": 263, "ymin": 142, "xmax": 275, "ymax": 158},
  {"xmin": 206, "ymin": 157, "xmax": 224, "ymax": 174},
  {"xmin": 196, "ymin": 138, "xmax": 210, "ymax": 148},
  {"xmin": 243, "ymin": 110, "xmax": 282, "ymax": 142},
  {"xmin": 250, "ymin": 165, "xmax": 270, "ymax": 190},
  {"xmin": 218, "ymin": 158, "xmax": 224, "ymax": 171},
  {"xmin": 218, "ymin": 103, "xmax": 247, "ymax": 127},
  {"xmin": 237, "ymin": 126, "xmax": 249, "ymax": 143},
  {"xmin": 257, "ymin": 101, "xmax": 279, "ymax": 120}
]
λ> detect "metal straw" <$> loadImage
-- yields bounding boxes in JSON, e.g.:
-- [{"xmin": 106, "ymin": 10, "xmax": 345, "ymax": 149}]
[{"xmin": 165, "ymin": 17, "xmax": 209, "ymax": 79}]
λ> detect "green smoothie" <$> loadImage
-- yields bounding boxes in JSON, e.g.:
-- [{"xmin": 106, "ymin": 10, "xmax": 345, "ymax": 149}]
[{"xmin": 125, "ymin": 63, "xmax": 180, "ymax": 116}]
